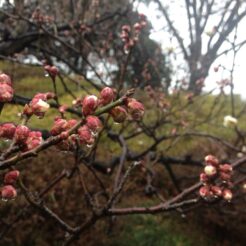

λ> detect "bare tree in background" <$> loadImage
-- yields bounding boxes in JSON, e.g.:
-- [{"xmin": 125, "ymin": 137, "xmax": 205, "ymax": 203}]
[{"xmin": 151, "ymin": 0, "xmax": 246, "ymax": 93}]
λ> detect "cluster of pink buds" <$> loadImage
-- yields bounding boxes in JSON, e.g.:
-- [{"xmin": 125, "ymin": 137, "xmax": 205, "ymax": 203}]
[
  {"xmin": 81, "ymin": 87, "xmax": 115, "ymax": 116},
  {"xmin": 23, "ymin": 92, "xmax": 54, "ymax": 118},
  {"xmin": 93, "ymin": 88, "xmax": 144, "ymax": 122},
  {"xmin": 94, "ymin": 88, "xmax": 144, "ymax": 122},
  {"xmin": 0, "ymin": 123, "xmax": 42, "ymax": 151},
  {"xmin": 120, "ymin": 14, "xmax": 147, "ymax": 54},
  {"xmin": 199, "ymin": 155, "xmax": 233, "ymax": 202},
  {"xmin": 50, "ymin": 87, "xmax": 144, "ymax": 150},
  {"xmin": 1, "ymin": 170, "xmax": 19, "ymax": 201},
  {"xmin": 0, "ymin": 73, "xmax": 14, "ymax": 102},
  {"xmin": 50, "ymin": 118, "xmax": 78, "ymax": 150},
  {"xmin": 44, "ymin": 65, "xmax": 59, "ymax": 79},
  {"xmin": 50, "ymin": 116, "xmax": 103, "ymax": 150}
]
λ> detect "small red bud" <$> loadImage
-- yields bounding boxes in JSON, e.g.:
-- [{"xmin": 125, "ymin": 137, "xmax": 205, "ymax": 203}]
[
  {"xmin": 23, "ymin": 104, "xmax": 33, "ymax": 116},
  {"xmin": 0, "ymin": 75, "xmax": 14, "ymax": 102},
  {"xmin": 110, "ymin": 106, "xmax": 128, "ymax": 123},
  {"xmin": 100, "ymin": 87, "xmax": 114, "ymax": 105},
  {"xmin": 219, "ymin": 164, "xmax": 233, "ymax": 173},
  {"xmin": 82, "ymin": 95, "xmax": 98, "ymax": 116},
  {"xmin": 59, "ymin": 105, "xmax": 68, "ymax": 114},
  {"xmin": 24, "ymin": 131, "xmax": 42, "ymax": 151},
  {"xmin": 14, "ymin": 125, "xmax": 30, "ymax": 143},
  {"xmin": 60, "ymin": 131, "xmax": 69, "ymax": 140},
  {"xmin": 50, "ymin": 118, "xmax": 68, "ymax": 136},
  {"xmin": 1, "ymin": 185, "xmax": 17, "ymax": 200},
  {"xmin": 78, "ymin": 125, "xmax": 94, "ymax": 145},
  {"xmin": 44, "ymin": 65, "xmax": 58, "ymax": 79},
  {"xmin": 200, "ymin": 173, "xmax": 209, "ymax": 183},
  {"xmin": 211, "ymin": 186, "xmax": 222, "ymax": 197},
  {"xmin": 49, "ymin": 66, "xmax": 59, "ymax": 78},
  {"xmin": 126, "ymin": 98, "xmax": 145, "ymax": 120},
  {"xmin": 86, "ymin": 116, "xmax": 102, "ymax": 132},
  {"xmin": 199, "ymin": 186, "xmax": 210, "ymax": 198},
  {"xmin": 67, "ymin": 119, "xmax": 78, "ymax": 129},
  {"xmin": 4, "ymin": 170, "xmax": 20, "ymax": 184},
  {"xmin": 204, "ymin": 155, "xmax": 219, "ymax": 166},
  {"xmin": 0, "ymin": 123, "xmax": 16, "ymax": 139},
  {"xmin": 219, "ymin": 171, "xmax": 232, "ymax": 182},
  {"xmin": 0, "ymin": 73, "xmax": 12, "ymax": 85}
]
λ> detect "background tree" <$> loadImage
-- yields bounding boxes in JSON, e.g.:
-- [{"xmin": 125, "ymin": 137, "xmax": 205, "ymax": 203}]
[
  {"xmin": 0, "ymin": 0, "xmax": 171, "ymax": 89},
  {"xmin": 148, "ymin": 0, "xmax": 246, "ymax": 93}
]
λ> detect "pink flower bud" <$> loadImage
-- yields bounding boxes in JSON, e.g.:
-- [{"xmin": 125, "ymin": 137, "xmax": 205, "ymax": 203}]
[
  {"xmin": 219, "ymin": 172, "xmax": 231, "ymax": 182},
  {"xmin": 0, "ymin": 73, "xmax": 14, "ymax": 102},
  {"xmin": 50, "ymin": 118, "xmax": 68, "ymax": 136},
  {"xmin": 0, "ymin": 83, "xmax": 14, "ymax": 102},
  {"xmin": 199, "ymin": 186, "xmax": 210, "ymax": 198},
  {"xmin": 200, "ymin": 173, "xmax": 209, "ymax": 183},
  {"xmin": 222, "ymin": 189, "xmax": 232, "ymax": 201},
  {"xmin": 0, "ymin": 73, "xmax": 12, "ymax": 85},
  {"xmin": 78, "ymin": 125, "xmax": 94, "ymax": 145},
  {"xmin": 4, "ymin": 170, "xmax": 20, "ymax": 184},
  {"xmin": 86, "ymin": 116, "xmax": 102, "ymax": 132},
  {"xmin": 126, "ymin": 98, "xmax": 145, "ymax": 120},
  {"xmin": 0, "ymin": 123, "xmax": 16, "ymax": 139},
  {"xmin": 29, "ymin": 93, "xmax": 52, "ymax": 118},
  {"xmin": 14, "ymin": 125, "xmax": 30, "ymax": 143},
  {"xmin": 67, "ymin": 119, "xmax": 78, "ymax": 129},
  {"xmin": 211, "ymin": 186, "xmax": 222, "ymax": 197},
  {"xmin": 110, "ymin": 106, "xmax": 128, "ymax": 123},
  {"xmin": 1, "ymin": 185, "xmax": 17, "ymax": 200},
  {"xmin": 44, "ymin": 65, "xmax": 59, "ymax": 79},
  {"xmin": 59, "ymin": 105, "xmax": 68, "ymax": 114},
  {"xmin": 24, "ymin": 131, "xmax": 42, "ymax": 151},
  {"xmin": 49, "ymin": 66, "xmax": 59, "ymax": 78},
  {"xmin": 100, "ymin": 87, "xmax": 114, "ymax": 105},
  {"xmin": 82, "ymin": 95, "xmax": 98, "ymax": 116},
  {"xmin": 219, "ymin": 164, "xmax": 233, "ymax": 173},
  {"xmin": 33, "ymin": 99, "xmax": 50, "ymax": 113},
  {"xmin": 204, "ymin": 165, "xmax": 217, "ymax": 176},
  {"xmin": 204, "ymin": 155, "xmax": 219, "ymax": 166},
  {"xmin": 60, "ymin": 131, "xmax": 69, "ymax": 140},
  {"xmin": 23, "ymin": 104, "xmax": 33, "ymax": 116}
]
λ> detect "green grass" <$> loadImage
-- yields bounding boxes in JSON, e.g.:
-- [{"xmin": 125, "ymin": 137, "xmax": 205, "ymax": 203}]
[{"xmin": 107, "ymin": 214, "xmax": 212, "ymax": 246}]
